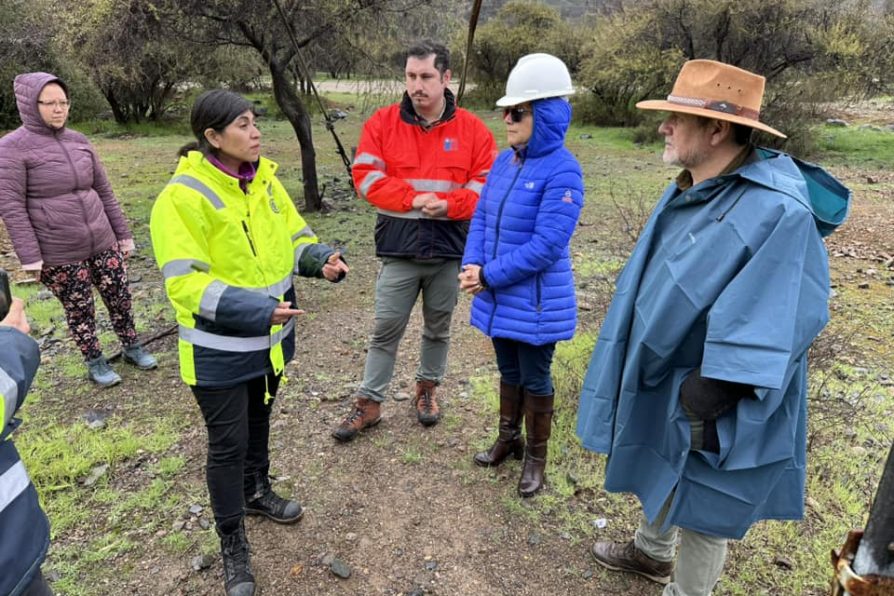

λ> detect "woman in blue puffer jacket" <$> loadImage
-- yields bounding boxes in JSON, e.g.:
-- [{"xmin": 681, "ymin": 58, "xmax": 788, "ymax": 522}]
[{"xmin": 459, "ymin": 54, "xmax": 584, "ymax": 497}]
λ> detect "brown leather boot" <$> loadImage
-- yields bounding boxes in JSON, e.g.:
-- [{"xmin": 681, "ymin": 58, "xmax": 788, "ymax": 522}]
[
  {"xmin": 591, "ymin": 540, "xmax": 673, "ymax": 585},
  {"xmin": 413, "ymin": 380, "xmax": 441, "ymax": 426},
  {"xmin": 474, "ymin": 381, "xmax": 524, "ymax": 467},
  {"xmin": 518, "ymin": 389, "xmax": 554, "ymax": 498},
  {"xmin": 332, "ymin": 396, "xmax": 382, "ymax": 442}
]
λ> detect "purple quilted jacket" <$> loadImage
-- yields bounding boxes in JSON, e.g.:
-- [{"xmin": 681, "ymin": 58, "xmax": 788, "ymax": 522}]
[{"xmin": 0, "ymin": 72, "xmax": 132, "ymax": 268}]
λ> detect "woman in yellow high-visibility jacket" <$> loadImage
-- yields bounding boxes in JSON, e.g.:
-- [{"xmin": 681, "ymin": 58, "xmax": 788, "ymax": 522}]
[{"xmin": 150, "ymin": 89, "xmax": 348, "ymax": 596}]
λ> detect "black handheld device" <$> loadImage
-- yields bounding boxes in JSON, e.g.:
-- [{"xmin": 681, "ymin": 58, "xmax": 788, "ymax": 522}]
[{"xmin": 0, "ymin": 269, "xmax": 11, "ymax": 321}]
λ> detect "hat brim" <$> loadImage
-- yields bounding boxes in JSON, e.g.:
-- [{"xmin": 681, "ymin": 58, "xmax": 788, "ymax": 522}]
[
  {"xmin": 636, "ymin": 99, "xmax": 787, "ymax": 139},
  {"xmin": 496, "ymin": 89, "xmax": 574, "ymax": 107}
]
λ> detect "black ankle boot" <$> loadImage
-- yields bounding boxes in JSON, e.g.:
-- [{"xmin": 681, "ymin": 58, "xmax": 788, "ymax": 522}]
[
  {"xmin": 244, "ymin": 474, "xmax": 303, "ymax": 524},
  {"xmin": 474, "ymin": 380, "xmax": 524, "ymax": 467},
  {"xmin": 217, "ymin": 519, "xmax": 255, "ymax": 596}
]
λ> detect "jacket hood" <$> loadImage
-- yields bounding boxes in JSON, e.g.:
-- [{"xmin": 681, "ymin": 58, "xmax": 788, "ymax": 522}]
[
  {"xmin": 14, "ymin": 72, "xmax": 65, "ymax": 133},
  {"xmin": 738, "ymin": 148, "xmax": 850, "ymax": 237},
  {"xmin": 524, "ymin": 97, "xmax": 571, "ymax": 158}
]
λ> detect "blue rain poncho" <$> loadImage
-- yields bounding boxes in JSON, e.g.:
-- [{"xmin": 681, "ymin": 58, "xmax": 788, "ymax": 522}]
[{"xmin": 576, "ymin": 149, "xmax": 849, "ymax": 539}]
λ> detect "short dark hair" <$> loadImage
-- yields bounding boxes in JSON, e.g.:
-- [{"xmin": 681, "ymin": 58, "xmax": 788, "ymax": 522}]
[
  {"xmin": 731, "ymin": 123, "xmax": 753, "ymax": 146},
  {"xmin": 694, "ymin": 116, "xmax": 753, "ymax": 147},
  {"xmin": 406, "ymin": 41, "xmax": 450, "ymax": 75},
  {"xmin": 178, "ymin": 89, "xmax": 253, "ymax": 158}
]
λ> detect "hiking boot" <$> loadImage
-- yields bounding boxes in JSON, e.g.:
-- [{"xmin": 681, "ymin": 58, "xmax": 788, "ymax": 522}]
[
  {"xmin": 413, "ymin": 380, "xmax": 441, "ymax": 427},
  {"xmin": 332, "ymin": 396, "xmax": 382, "ymax": 442},
  {"xmin": 474, "ymin": 381, "xmax": 524, "ymax": 467},
  {"xmin": 122, "ymin": 344, "xmax": 158, "ymax": 370},
  {"xmin": 245, "ymin": 488, "xmax": 304, "ymax": 524},
  {"xmin": 86, "ymin": 355, "xmax": 121, "ymax": 387},
  {"xmin": 218, "ymin": 520, "xmax": 256, "ymax": 596},
  {"xmin": 590, "ymin": 540, "xmax": 673, "ymax": 585}
]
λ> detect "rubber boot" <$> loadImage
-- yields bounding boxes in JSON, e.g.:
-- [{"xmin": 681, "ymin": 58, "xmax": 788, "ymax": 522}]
[
  {"xmin": 474, "ymin": 380, "xmax": 524, "ymax": 467},
  {"xmin": 518, "ymin": 390, "xmax": 554, "ymax": 498}
]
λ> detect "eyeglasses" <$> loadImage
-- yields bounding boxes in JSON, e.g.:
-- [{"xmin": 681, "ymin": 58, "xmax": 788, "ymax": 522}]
[
  {"xmin": 503, "ymin": 107, "xmax": 531, "ymax": 123},
  {"xmin": 37, "ymin": 100, "xmax": 71, "ymax": 109}
]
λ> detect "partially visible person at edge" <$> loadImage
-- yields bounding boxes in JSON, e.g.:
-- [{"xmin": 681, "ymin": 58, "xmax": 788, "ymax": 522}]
[
  {"xmin": 149, "ymin": 90, "xmax": 349, "ymax": 596},
  {"xmin": 1, "ymin": 298, "xmax": 53, "ymax": 596},
  {"xmin": 459, "ymin": 54, "xmax": 583, "ymax": 498},
  {"xmin": 576, "ymin": 59, "xmax": 850, "ymax": 595},
  {"xmin": 332, "ymin": 40, "xmax": 497, "ymax": 442},
  {"xmin": 0, "ymin": 72, "xmax": 157, "ymax": 387}
]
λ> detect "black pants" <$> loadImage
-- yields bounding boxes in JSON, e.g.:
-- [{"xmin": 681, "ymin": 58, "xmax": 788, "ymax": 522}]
[
  {"xmin": 22, "ymin": 570, "xmax": 53, "ymax": 596},
  {"xmin": 191, "ymin": 374, "xmax": 280, "ymax": 529}
]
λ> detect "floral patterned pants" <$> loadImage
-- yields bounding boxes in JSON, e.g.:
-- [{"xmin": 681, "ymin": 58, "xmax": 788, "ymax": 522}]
[{"xmin": 40, "ymin": 247, "xmax": 138, "ymax": 361}]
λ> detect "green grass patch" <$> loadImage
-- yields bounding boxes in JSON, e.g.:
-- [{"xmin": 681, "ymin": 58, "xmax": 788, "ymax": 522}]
[{"xmin": 816, "ymin": 124, "xmax": 894, "ymax": 167}]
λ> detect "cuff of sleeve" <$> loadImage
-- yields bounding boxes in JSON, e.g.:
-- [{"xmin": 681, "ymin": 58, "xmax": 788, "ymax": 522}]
[
  {"xmin": 21, "ymin": 261, "xmax": 43, "ymax": 271},
  {"xmin": 478, "ymin": 267, "xmax": 489, "ymax": 289}
]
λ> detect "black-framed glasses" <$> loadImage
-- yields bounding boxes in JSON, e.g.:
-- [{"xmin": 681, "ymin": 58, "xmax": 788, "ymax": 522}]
[
  {"xmin": 37, "ymin": 100, "xmax": 71, "ymax": 109},
  {"xmin": 503, "ymin": 107, "xmax": 531, "ymax": 123}
]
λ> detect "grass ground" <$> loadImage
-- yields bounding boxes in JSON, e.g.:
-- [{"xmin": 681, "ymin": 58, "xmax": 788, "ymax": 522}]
[{"xmin": 2, "ymin": 93, "xmax": 893, "ymax": 595}]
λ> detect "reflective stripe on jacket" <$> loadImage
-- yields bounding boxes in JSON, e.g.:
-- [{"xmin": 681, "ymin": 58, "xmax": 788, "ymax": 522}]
[
  {"xmin": 150, "ymin": 152, "xmax": 333, "ymax": 387},
  {"xmin": 0, "ymin": 327, "xmax": 50, "ymax": 596},
  {"xmin": 352, "ymin": 90, "xmax": 497, "ymax": 259}
]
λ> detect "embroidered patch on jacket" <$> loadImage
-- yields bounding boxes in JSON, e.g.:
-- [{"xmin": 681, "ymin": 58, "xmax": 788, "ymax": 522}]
[
  {"xmin": 443, "ymin": 137, "xmax": 457, "ymax": 152},
  {"xmin": 525, "ymin": 181, "xmax": 535, "ymax": 190},
  {"xmin": 562, "ymin": 189, "xmax": 574, "ymax": 203}
]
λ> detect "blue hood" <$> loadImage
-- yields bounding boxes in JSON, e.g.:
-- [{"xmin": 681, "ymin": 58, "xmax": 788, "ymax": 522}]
[
  {"xmin": 524, "ymin": 97, "xmax": 571, "ymax": 158},
  {"xmin": 739, "ymin": 148, "xmax": 850, "ymax": 237}
]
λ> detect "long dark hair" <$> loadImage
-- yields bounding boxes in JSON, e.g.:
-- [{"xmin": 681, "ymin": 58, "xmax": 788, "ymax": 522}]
[{"xmin": 177, "ymin": 89, "xmax": 253, "ymax": 157}]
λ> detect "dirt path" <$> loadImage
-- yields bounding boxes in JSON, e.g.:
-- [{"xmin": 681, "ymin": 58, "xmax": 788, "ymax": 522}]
[{"xmin": 8, "ymin": 237, "xmax": 630, "ymax": 596}]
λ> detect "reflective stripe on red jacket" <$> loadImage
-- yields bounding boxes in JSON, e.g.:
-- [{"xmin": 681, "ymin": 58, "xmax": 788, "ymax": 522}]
[{"xmin": 352, "ymin": 90, "xmax": 497, "ymax": 259}]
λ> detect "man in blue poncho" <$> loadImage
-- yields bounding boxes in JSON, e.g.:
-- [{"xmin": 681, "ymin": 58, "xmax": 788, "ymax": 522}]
[{"xmin": 576, "ymin": 60, "xmax": 850, "ymax": 595}]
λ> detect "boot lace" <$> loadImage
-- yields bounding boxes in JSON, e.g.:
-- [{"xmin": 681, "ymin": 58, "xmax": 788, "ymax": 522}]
[
  {"xmin": 416, "ymin": 387, "xmax": 434, "ymax": 414},
  {"xmin": 222, "ymin": 532, "xmax": 251, "ymax": 580}
]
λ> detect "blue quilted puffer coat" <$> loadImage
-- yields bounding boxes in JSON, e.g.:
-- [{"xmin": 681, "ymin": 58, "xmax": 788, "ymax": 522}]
[{"xmin": 462, "ymin": 97, "xmax": 584, "ymax": 345}]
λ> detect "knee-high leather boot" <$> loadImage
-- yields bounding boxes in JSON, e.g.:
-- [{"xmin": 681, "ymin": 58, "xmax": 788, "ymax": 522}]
[
  {"xmin": 474, "ymin": 381, "xmax": 524, "ymax": 467},
  {"xmin": 518, "ymin": 389, "xmax": 554, "ymax": 497}
]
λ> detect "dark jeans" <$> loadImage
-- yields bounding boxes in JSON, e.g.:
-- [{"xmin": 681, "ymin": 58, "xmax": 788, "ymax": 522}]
[
  {"xmin": 492, "ymin": 338, "xmax": 556, "ymax": 395},
  {"xmin": 22, "ymin": 570, "xmax": 53, "ymax": 596},
  {"xmin": 191, "ymin": 374, "xmax": 280, "ymax": 530}
]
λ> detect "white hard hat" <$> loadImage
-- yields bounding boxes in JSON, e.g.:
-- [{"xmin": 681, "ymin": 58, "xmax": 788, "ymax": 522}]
[{"xmin": 496, "ymin": 53, "xmax": 575, "ymax": 107}]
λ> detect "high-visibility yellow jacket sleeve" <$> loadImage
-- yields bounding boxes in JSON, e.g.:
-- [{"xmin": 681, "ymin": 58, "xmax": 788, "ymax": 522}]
[{"xmin": 273, "ymin": 177, "xmax": 338, "ymax": 279}]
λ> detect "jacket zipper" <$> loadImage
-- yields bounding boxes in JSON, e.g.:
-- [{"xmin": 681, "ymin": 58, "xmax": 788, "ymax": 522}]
[
  {"xmin": 535, "ymin": 273, "xmax": 542, "ymax": 312},
  {"xmin": 55, "ymin": 134, "xmax": 95, "ymax": 255},
  {"xmin": 241, "ymin": 220, "xmax": 258, "ymax": 256},
  {"xmin": 486, "ymin": 161, "xmax": 524, "ymax": 336}
]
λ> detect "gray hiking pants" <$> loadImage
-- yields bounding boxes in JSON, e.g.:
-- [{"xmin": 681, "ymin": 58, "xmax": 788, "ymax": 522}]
[
  {"xmin": 635, "ymin": 495, "xmax": 729, "ymax": 596},
  {"xmin": 358, "ymin": 257, "xmax": 460, "ymax": 403}
]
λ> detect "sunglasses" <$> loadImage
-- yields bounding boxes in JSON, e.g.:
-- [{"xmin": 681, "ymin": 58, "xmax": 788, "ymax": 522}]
[{"xmin": 503, "ymin": 107, "xmax": 531, "ymax": 123}]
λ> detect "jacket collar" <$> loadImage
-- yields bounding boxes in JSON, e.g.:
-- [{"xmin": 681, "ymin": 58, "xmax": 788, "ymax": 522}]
[{"xmin": 399, "ymin": 88, "xmax": 457, "ymax": 130}]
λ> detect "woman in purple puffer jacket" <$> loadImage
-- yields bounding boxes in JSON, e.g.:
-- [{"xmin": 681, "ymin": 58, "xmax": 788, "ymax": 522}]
[{"xmin": 0, "ymin": 72, "xmax": 157, "ymax": 386}]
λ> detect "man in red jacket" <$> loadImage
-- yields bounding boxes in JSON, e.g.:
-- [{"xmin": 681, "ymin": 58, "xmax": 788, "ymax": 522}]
[{"xmin": 333, "ymin": 40, "xmax": 497, "ymax": 442}]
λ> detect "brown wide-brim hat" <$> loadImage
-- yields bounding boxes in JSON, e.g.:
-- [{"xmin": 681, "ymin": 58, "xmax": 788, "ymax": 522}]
[{"xmin": 636, "ymin": 59, "xmax": 786, "ymax": 138}]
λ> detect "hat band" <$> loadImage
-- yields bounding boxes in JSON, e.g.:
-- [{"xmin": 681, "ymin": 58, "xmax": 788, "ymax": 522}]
[{"xmin": 667, "ymin": 94, "xmax": 761, "ymax": 121}]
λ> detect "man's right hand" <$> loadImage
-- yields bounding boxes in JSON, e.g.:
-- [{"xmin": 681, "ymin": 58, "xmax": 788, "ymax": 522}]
[
  {"xmin": 271, "ymin": 301, "xmax": 304, "ymax": 326},
  {"xmin": 412, "ymin": 192, "xmax": 439, "ymax": 210},
  {"xmin": 0, "ymin": 298, "xmax": 30, "ymax": 335}
]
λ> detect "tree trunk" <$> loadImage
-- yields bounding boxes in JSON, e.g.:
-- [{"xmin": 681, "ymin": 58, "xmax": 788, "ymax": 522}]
[
  {"xmin": 853, "ymin": 442, "xmax": 894, "ymax": 578},
  {"xmin": 269, "ymin": 57, "xmax": 321, "ymax": 212}
]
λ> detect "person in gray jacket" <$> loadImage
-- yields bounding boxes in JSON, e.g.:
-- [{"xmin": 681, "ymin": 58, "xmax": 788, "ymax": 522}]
[{"xmin": 0, "ymin": 72, "xmax": 156, "ymax": 386}]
